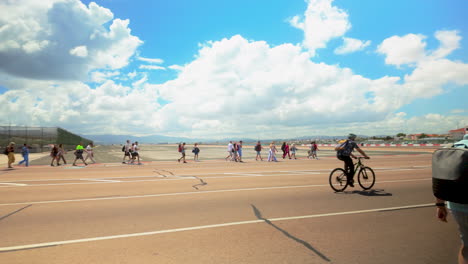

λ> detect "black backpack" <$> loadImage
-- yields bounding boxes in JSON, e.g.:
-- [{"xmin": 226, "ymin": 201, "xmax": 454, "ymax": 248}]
[
  {"xmin": 432, "ymin": 148, "xmax": 468, "ymax": 204},
  {"xmin": 336, "ymin": 140, "xmax": 352, "ymax": 159}
]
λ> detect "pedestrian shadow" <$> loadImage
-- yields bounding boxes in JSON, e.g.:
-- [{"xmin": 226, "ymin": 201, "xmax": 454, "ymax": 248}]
[
  {"xmin": 251, "ymin": 204, "xmax": 331, "ymax": 262},
  {"xmin": 340, "ymin": 189, "xmax": 392, "ymax": 196}
]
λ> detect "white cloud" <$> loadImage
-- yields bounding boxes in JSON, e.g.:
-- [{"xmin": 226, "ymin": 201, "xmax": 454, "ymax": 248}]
[
  {"xmin": 431, "ymin": 30, "xmax": 461, "ymax": 59},
  {"xmin": 289, "ymin": 0, "xmax": 351, "ymax": 57},
  {"xmin": 1, "ymin": 1, "xmax": 467, "ymax": 139},
  {"xmin": 450, "ymin": 109, "xmax": 466, "ymax": 114},
  {"xmin": 137, "ymin": 56, "xmax": 164, "ymax": 64},
  {"xmin": 377, "ymin": 34, "xmax": 427, "ymax": 67},
  {"xmin": 334, "ymin": 37, "xmax": 371, "ymax": 55},
  {"xmin": 70, "ymin": 45, "xmax": 88, "ymax": 57},
  {"xmin": 0, "ymin": 0, "xmax": 142, "ymax": 81},
  {"xmin": 169, "ymin": 65, "xmax": 184, "ymax": 71},
  {"xmin": 139, "ymin": 65, "xmax": 166, "ymax": 70},
  {"xmin": 90, "ymin": 70, "xmax": 120, "ymax": 83}
]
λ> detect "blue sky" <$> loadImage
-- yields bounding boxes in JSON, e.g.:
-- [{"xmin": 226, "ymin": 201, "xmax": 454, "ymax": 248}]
[{"xmin": 0, "ymin": 0, "xmax": 467, "ymax": 138}]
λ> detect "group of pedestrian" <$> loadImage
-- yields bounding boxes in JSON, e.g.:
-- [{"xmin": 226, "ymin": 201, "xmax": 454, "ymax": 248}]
[
  {"xmin": 225, "ymin": 141, "xmax": 244, "ymax": 162},
  {"xmin": 308, "ymin": 141, "xmax": 319, "ymax": 159},
  {"xmin": 280, "ymin": 142, "xmax": 299, "ymax": 159},
  {"xmin": 122, "ymin": 140, "xmax": 141, "ymax": 165},
  {"xmin": 49, "ymin": 143, "xmax": 68, "ymax": 166},
  {"xmin": 71, "ymin": 142, "xmax": 96, "ymax": 166}
]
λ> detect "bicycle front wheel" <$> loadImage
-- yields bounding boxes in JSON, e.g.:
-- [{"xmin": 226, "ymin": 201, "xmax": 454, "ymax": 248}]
[
  {"xmin": 329, "ymin": 168, "xmax": 348, "ymax": 192},
  {"xmin": 358, "ymin": 167, "xmax": 375, "ymax": 190}
]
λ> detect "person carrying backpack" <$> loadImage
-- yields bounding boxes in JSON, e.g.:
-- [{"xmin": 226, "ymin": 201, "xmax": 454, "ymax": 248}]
[
  {"xmin": 334, "ymin": 134, "xmax": 369, "ymax": 187},
  {"xmin": 433, "ymin": 142, "xmax": 468, "ymax": 264}
]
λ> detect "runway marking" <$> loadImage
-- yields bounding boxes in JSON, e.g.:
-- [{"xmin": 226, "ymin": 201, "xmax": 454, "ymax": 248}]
[
  {"xmin": 0, "ymin": 183, "xmax": 28, "ymax": 186},
  {"xmin": 80, "ymin": 179, "xmax": 122, "ymax": 183},
  {"xmin": 0, "ymin": 167, "xmax": 430, "ymax": 188},
  {"xmin": 0, "ymin": 203, "xmax": 433, "ymax": 252},
  {"xmin": 224, "ymin": 173, "xmax": 265, "ymax": 176},
  {"xmin": 0, "ymin": 178, "xmax": 431, "ymax": 207}
]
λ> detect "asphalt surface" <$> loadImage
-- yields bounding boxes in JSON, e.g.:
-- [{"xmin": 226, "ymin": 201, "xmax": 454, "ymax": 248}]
[{"xmin": 0, "ymin": 150, "xmax": 460, "ymax": 263}]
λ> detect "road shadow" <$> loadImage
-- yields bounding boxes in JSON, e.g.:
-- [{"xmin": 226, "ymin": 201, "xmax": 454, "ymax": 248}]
[
  {"xmin": 0, "ymin": 204, "xmax": 32, "ymax": 222},
  {"xmin": 251, "ymin": 204, "xmax": 331, "ymax": 262},
  {"xmin": 154, "ymin": 169, "xmax": 208, "ymax": 190},
  {"xmin": 339, "ymin": 189, "xmax": 393, "ymax": 196}
]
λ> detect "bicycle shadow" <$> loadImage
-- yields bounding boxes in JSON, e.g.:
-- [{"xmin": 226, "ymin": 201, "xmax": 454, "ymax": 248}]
[{"xmin": 338, "ymin": 189, "xmax": 393, "ymax": 196}]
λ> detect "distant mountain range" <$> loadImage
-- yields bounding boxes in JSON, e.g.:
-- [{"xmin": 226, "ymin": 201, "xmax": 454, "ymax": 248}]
[{"xmin": 82, "ymin": 134, "xmax": 365, "ymax": 145}]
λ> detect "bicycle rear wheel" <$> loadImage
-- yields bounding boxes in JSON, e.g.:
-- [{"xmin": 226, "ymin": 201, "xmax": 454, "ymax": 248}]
[
  {"xmin": 358, "ymin": 167, "xmax": 375, "ymax": 190},
  {"xmin": 329, "ymin": 168, "xmax": 348, "ymax": 192}
]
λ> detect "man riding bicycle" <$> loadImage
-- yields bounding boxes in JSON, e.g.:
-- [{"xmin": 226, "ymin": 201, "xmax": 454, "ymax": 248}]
[{"xmin": 335, "ymin": 133, "xmax": 370, "ymax": 187}]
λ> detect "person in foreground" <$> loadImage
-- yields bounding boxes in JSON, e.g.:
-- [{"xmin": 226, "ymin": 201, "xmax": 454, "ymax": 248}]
[
  {"xmin": 434, "ymin": 140, "xmax": 468, "ymax": 264},
  {"xmin": 335, "ymin": 133, "xmax": 369, "ymax": 187},
  {"xmin": 436, "ymin": 198, "xmax": 468, "ymax": 264}
]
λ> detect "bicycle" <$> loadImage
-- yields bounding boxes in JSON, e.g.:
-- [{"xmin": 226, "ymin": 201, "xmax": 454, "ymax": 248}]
[{"xmin": 329, "ymin": 157, "xmax": 375, "ymax": 192}]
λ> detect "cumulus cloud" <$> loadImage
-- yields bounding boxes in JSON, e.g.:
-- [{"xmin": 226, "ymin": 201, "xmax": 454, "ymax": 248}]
[
  {"xmin": 334, "ymin": 37, "xmax": 371, "ymax": 55},
  {"xmin": 0, "ymin": 0, "xmax": 142, "ymax": 81},
  {"xmin": 431, "ymin": 30, "xmax": 461, "ymax": 59},
  {"xmin": 289, "ymin": 0, "xmax": 351, "ymax": 56},
  {"xmin": 1, "ymin": 0, "xmax": 467, "ymax": 138},
  {"xmin": 377, "ymin": 34, "xmax": 427, "ymax": 67}
]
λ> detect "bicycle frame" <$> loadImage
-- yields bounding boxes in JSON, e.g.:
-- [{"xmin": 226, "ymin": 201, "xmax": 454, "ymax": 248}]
[{"xmin": 345, "ymin": 157, "xmax": 366, "ymax": 177}]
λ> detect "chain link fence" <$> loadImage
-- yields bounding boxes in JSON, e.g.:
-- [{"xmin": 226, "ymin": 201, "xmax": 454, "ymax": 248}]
[{"xmin": 0, "ymin": 126, "xmax": 93, "ymax": 153}]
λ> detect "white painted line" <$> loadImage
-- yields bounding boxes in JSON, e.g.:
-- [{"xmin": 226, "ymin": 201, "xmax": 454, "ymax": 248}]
[
  {"xmin": 224, "ymin": 173, "xmax": 265, "ymax": 176},
  {"xmin": 80, "ymin": 179, "xmax": 122, "ymax": 183},
  {"xmin": 0, "ymin": 182, "xmax": 28, "ymax": 186},
  {"xmin": 279, "ymin": 171, "xmax": 321, "ymax": 175},
  {"xmin": 0, "ymin": 178, "xmax": 431, "ymax": 207},
  {"xmin": 0, "ymin": 203, "xmax": 434, "ymax": 252},
  {"xmin": 0, "ymin": 167, "xmax": 430, "ymax": 188}
]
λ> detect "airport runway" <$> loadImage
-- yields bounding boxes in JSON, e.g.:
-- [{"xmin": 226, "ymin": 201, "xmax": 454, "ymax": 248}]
[{"xmin": 0, "ymin": 151, "xmax": 460, "ymax": 263}]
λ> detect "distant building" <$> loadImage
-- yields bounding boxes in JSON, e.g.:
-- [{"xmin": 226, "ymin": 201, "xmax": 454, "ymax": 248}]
[
  {"xmin": 407, "ymin": 134, "xmax": 445, "ymax": 140},
  {"xmin": 449, "ymin": 126, "xmax": 468, "ymax": 140}
]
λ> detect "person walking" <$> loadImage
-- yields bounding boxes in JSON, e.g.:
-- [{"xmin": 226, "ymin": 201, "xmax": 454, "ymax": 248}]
[
  {"xmin": 192, "ymin": 143, "xmax": 200, "ymax": 162},
  {"xmin": 311, "ymin": 141, "xmax": 319, "ymax": 160},
  {"xmin": 18, "ymin": 143, "xmax": 30, "ymax": 167},
  {"xmin": 255, "ymin": 141, "xmax": 263, "ymax": 161},
  {"xmin": 84, "ymin": 142, "xmax": 96, "ymax": 164},
  {"xmin": 122, "ymin": 140, "xmax": 131, "ymax": 164},
  {"xmin": 57, "ymin": 143, "xmax": 67, "ymax": 165},
  {"xmin": 232, "ymin": 142, "xmax": 239, "ymax": 162},
  {"xmin": 290, "ymin": 143, "xmax": 297, "ymax": 160},
  {"xmin": 237, "ymin": 141, "xmax": 243, "ymax": 162},
  {"xmin": 178, "ymin": 142, "xmax": 187, "ymax": 163},
  {"xmin": 72, "ymin": 143, "xmax": 87, "ymax": 166},
  {"xmin": 5, "ymin": 142, "xmax": 15, "ymax": 169},
  {"xmin": 225, "ymin": 141, "xmax": 233, "ymax": 161},
  {"xmin": 268, "ymin": 142, "xmax": 278, "ymax": 162},
  {"xmin": 281, "ymin": 142, "xmax": 286, "ymax": 159},
  {"xmin": 131, "ymin": 141, "xmax": 141, "ymax": 165},
  {"xmin": 283, "ymin": 142, "xmax": 291, "ymax": 159},
  {"xmin": 50, "ymin": 144, "xmax": 59, "ymax": 166}
]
